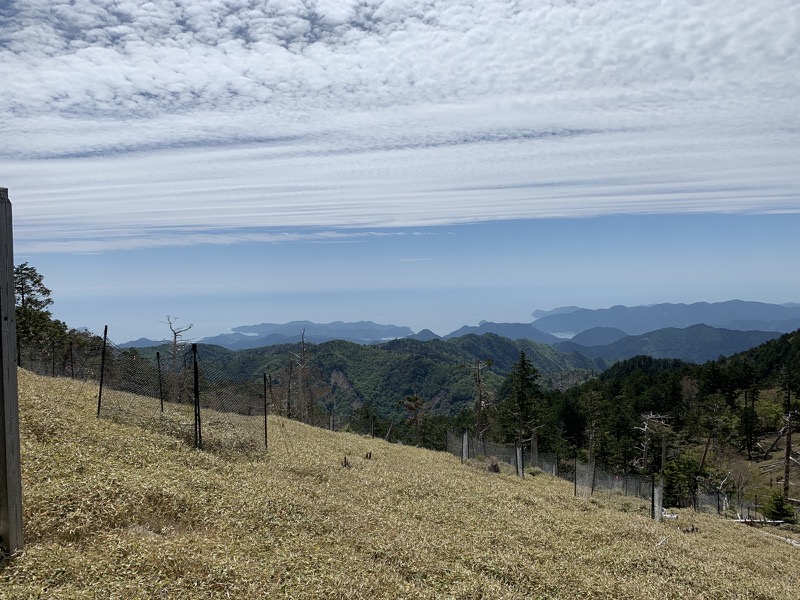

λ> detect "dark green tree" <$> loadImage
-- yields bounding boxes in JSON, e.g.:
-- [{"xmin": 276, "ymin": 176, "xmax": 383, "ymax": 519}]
[
  {"xmin": 14, "ymin": 262, "xmax": 66, "ymax": 366},
  {"xmin": 496, "ymin": 351, "xmax": 542, "ymax": 445},
  {"xmin": 738, "ymin": 388, "xmax": 759, "ymax": 460},
  {"xmin": 14, "ymin": 262, "xmax": 52, "ymax": 313},
  {"xmin": 664, "ymin": 452, "xmax": 702, "ymax": 508},
  {"xmin": 763, "ymin": 491, "xmax": 796, "ymax": 523}
]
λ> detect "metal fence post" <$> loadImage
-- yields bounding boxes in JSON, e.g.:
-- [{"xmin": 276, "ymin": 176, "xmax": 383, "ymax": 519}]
[
  {"xmin": 156, "ymin": 351, "xmax": 164, "ymax": 412},
  {"xmin": 0, "ymin": 187, "xmax": 24, "ymax": 554},
  {"xmin": 264, "ymin": 373, "xmax": 269, "ymax": 450},
  {"xmin": 96, "ymin": 326, "xmax": 108, "ymax": 417},
  {"xmin": 192, "ymin": 344, "xmax": 202, "ymax": 449}
]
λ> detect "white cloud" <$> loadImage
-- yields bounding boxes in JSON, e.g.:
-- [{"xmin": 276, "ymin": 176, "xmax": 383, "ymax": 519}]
[{"xmin": 1, "ymin": 0, "xmax": 798, "ymax": 252}]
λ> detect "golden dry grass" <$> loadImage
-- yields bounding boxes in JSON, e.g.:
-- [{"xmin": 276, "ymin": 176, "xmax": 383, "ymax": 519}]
[{"xmin": 2, "ymin": 370, "xmax": 800, "ymax": 598}]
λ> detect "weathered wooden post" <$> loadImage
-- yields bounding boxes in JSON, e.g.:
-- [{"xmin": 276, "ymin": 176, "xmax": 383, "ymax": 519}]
[{"xmin": 0, "ymin": 187, "xmax": 24, "ymax": 554}]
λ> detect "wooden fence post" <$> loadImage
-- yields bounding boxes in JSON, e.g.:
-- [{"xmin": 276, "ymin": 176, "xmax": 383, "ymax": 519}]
[{"xmin": 0, "ymin": 187, "xmax": 24, "ymax": 554}]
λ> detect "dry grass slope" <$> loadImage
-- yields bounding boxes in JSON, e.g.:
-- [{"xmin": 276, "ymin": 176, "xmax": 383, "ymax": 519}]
[{"xmin": 2, "ymin": 370, "xmax": 800, "ymax": 598}]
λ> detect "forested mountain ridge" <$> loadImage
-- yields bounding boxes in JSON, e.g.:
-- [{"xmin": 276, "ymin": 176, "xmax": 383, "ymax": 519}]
[
  {"xmin": 531, "ymin": 300, "xmax": 800, "ymax": 335},
  {"xmin": 240, "ymin": 328, "xmax": 800, "ymax": 509},
  {"xmin": 442, "ymin": 322, "xmax": 561, "ymax": 344},
  {"xmin": 137, "ymin": 333, "xmax": 605, "ymax": 423},
  {"xmin": 540, "ymin": 328, "xmax": 800, "ymax": 509},
  {"xmin": 115, "ymin": 301, "xmax": 800, "ymax": 349},
  {"xmin": 553, "ymin": 324, "xmax": 781, "ymax": 363},
  {"xmin": 717, "ymin": 326, "xmax": 800, "ymax": 383}
]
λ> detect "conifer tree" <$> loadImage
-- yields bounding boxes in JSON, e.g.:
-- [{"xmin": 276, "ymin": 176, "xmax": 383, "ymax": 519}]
[
  {"xmin": 497, "ymin": 351, "xmax": 541, "ymax": 445},
  {"xmin": 14, "ymin": 262, "xmax": 66, "ymax": 365}
]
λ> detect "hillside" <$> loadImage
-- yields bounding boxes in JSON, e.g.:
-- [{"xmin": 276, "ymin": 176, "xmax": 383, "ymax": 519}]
[
  {"xmin": 133, "ymin": 334, "xmax": 605, "ymax": 422},
  {"xmin": 554, "ymin": 324, "xmax": 781, "ymax": 363},
  {"xmin": 3, "ymin": 371, "xmax": 800, "ymax": 598},
  {"xmin": 443, "ymin": 322, "xmax": 560, "ymax": 344},
  {"xmin": 532, "ymin": 300, "xmax": 800, "ymax": 336}
]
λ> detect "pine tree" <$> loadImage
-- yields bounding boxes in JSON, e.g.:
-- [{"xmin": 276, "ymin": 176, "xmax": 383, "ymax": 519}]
[
  {"xmin": 497, "ymin": 351, "xmax": 541, "ymax": 445},
  {"xmin": 764, "ymin": 491, "xmax": 796, "ymax": 523},
  {"xmin": 14, "ymin": 262, "xmax": 66, "ymax": 366}
]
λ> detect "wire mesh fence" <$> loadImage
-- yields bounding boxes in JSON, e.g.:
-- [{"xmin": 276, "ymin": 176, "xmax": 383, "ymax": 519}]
[
  {"xmin": 17, "ymin": 330, "xmax": 351, "ymax": 457},
  {"xmin": 22, "ymin": 329, "xmax": 275, "ymax": 457},
  {"xmin": 446, "ymin": 429, "xmax": 737, "ymax": 518},
  {"xmin": 97, "ymin": 337, "xmax": 198, "ymax": 449},
  {"xmin": 192, "ymin": 351, "xmax": 269, "ymax": 455},
  {"xmin": 17, "ymin": 332, "xmax": 105, "ymax": 382}
]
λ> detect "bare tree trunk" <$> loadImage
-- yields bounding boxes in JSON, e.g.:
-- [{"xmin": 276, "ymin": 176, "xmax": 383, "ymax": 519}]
[
  {"xmin": 784, "ymin": 415, "xmax": 793, "ymax": 498},
  {"xmin": 762, "ymin": 428, "xmax": 786, "ymax": 461},
  {"xmin": 783, "ymin": 386, "xmax": 793, "ymax": 498}
]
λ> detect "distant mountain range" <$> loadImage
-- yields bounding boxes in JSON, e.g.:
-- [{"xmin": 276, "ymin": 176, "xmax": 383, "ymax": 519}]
[
  {"xmin": 194, "ymin": 321, "xmax": 413, "ymax": 350},
  {"xmin": 119, "ymin": 300, "xmax": 800, "ymax": 364},
  {"xmin": 553, "ymin": 324, "xmax": 781, "ymax": 364},
  {"xmin": 442, "ymin": 322, "xmax": 561, "ymax": 344},
  {"xmin": 530, "ymin": 300, "xmax": 800, "ymax": 336}
]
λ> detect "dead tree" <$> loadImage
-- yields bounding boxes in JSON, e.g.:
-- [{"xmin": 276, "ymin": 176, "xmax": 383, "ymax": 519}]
[
  {"xmin": 402, "ymin": 393, "xmax": 425, "ymax": 446},
  {"xmin": 471, "ymin": 359, "xmax": 493, "ymax": 439},
  {"xmin": 162, "ymin": 315, "xmax": 193, "ymax": 403},
  {"xmin": 287, "ymin": 329, "xmax": 310, "ymax": 423}
]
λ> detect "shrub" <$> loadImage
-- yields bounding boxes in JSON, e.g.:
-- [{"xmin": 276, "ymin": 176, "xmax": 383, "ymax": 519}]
[{"xmin": 763, "ymin": 491, "xmax": 797, "ymax": 523}]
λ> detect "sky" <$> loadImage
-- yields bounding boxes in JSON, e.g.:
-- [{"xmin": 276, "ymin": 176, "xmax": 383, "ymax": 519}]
[{"xmin": 1, "ymin": 0, "xmax": 799, "ymax": 343}]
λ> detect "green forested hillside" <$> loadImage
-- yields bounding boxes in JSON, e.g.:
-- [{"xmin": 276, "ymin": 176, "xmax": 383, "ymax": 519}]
[
  {"xmin": 554, "ymin": 324, "xmax": 781, "ymax": 363},
  {"xmin": 721, "ymin": 327, "xmax": 800, "ymax": 383},
  {"xmin": 130, "ymin": 329, "xmax": 800, "ymax": 488},
  {"xmin": 136, "ymin": 333, "xmax": 604, "ymax": 424},
  {"xmin": 540, "ymin": 329, "xmax": 800, "ymax": 509}
]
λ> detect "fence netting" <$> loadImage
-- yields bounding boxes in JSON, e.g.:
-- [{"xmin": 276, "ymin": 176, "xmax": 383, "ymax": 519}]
[
  {"xmin": 18, "ymin": 332, "xmax": 105, "ymax": 381},
  {"xmin": 98, "ymin": 339, "xmax": 197, "ymax": 449},
  {"xmin": 446, "ymin": 430, "xmax": 744, "ymax": 517},
  {"xmin": 90, "ymin": 337, "xmax": 269, "ymax": 456},
  {"xmin": 193, "ymin": 350, "xmax": 268, "ymax": 454}
]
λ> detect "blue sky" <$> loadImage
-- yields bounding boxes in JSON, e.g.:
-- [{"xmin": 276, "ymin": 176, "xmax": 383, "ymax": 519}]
[{"xmin": 2, "ymin": 0, "xmax": 799, "ymax": 342}]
